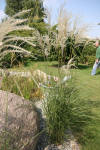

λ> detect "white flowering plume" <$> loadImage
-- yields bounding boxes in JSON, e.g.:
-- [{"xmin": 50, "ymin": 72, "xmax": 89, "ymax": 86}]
[{"xmin": 0, "ymin": 10, "xmax": 36, "ymax": 61}]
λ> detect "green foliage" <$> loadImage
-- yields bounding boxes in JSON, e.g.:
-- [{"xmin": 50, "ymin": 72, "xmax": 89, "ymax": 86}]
[
  {"xmin": 5, "ymin": 0, "xmax": 45, "ymax": 19},
  {"xmin": 5, "ymin": 0, "xmax": 24, "ymax": 16},
  {"xmin": 0, "ymin": 53, "xmax": 19, "ymax": 68},
  {"xmin": 43, "ymin": 79, "xmax": 96, "ymax": 145},
  {"xmin": 5, "ymin": 0, "xmax": 45, "ymax": 30},
  {"xmin": 86, "ymin": 55, "xmax": 95, "ymax": 65},
  {"xmin": 65, "ymin": 38, "xmax": 96, "ymax": 66},
  {"xmin": 79, "ymin": 41, "xmax": 96, "ymax": 65},
  {"xmin": 29, "ymin": 22, "xmax": 48, "ymax": 35},
  {"xmin": 1, "ymin": 76, "xmax": 42, "ymax": 100},
  {"xmin": 80, "ymin": 55, "xmax": 95, "ymax": 66},
  {"xmin": 66, "ymin": 36, "xmax": 83, "ymax": 58},
  {"xmin": 23, "ymin": 0, "xmax": 45, "ymax": 21},
  {"xmin": 83, "ymin": 41, "xmax": 96, "ymax": 56}
]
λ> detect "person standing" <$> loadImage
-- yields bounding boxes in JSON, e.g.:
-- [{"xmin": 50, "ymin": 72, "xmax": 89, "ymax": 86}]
[{"xmin": 91, "ymin": 40, "xmax": 100, "ymax": 75}]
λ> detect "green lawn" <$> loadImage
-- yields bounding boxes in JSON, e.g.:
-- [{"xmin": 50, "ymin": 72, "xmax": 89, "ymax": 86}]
[{"xmin": 10, "ymin": 62, "xmax": 100, "ymax": 150}]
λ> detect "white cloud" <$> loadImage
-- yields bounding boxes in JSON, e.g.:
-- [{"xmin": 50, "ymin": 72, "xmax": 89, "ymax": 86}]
[{"xmin": 0, "ymin": 10, "xmax": 6, "ymax": 22}]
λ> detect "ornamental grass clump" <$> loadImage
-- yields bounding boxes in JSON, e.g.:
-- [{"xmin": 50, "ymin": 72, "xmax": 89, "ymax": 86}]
[{"xmin": 43, "ymin": 79, "xmax": 96, "ymax": 145}]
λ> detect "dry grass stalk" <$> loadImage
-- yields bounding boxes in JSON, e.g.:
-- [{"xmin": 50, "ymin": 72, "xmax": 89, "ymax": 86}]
[
  {"xmin": 70, "ymin": 17, "xmax": 90, "ymax": 46},
  {"xmin": 52, "ymin": 6, "xmax": 72, "ymax": 57},
  {"xmin": 33, "ymin": 30, "xmax": 52, "ymax": 57}
]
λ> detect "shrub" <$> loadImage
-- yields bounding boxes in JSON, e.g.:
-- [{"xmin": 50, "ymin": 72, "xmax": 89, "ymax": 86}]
[
  {"xmin": 43, "ymin": 79, "xmax": 96, "ymax": 145},
  {"xmin": 86, "ymin": 55, "xmax": 95, "ymax": 66},
  {"xmin": 79, "ymin": 55, "xmax": 95, "ymax": 66},
  {"xmin": 78, "ymin": 41, "xmax": 96, "ymax": 65}
]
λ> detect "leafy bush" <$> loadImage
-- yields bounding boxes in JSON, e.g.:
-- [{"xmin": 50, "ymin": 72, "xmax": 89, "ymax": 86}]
[
  {"xmin": 43, "ymin": 79, "xmax": 96, "ymax": 145},
  {"xmin": 79, "ymin": 41, "xmax": 96, "ymax": 65},
  {"xmin": 79, "ymin": 55, "xmax": 95, "ymax": 66},
  {"xmin": 86, "ymin": 55, "xmax": 95, "ymax": 66},
  {"xmin": 1, "ymin": 76, "xmax": 42, "ymax": 101}
]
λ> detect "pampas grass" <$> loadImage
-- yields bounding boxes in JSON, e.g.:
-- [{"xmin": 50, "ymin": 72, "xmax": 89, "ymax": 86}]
[
  {"xmin": 0, "ymin": 10, "xmax": 36, "ymax": 61},
  {"xmin": 42, "ymin": 5, "xmax": 90, "ymax": 66}
]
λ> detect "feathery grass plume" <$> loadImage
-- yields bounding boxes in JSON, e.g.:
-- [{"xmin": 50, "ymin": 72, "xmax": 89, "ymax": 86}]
[
  {"xmin": 52, "ymin": 6, "xmax": 72, "ymax": 65},
  {"xmin": 57, "ymin": 5, "xmax": 71, "ymax": 48},
  {"xmin": 32, "ymin": 28, "xmax": 52, "ymax": 59},
  {"xmin": 70, "ymin": 17, "xmax": 90, "ymax": 45},
  {"xmin": 32, "ymin": 5, "xmax": 72, "ymax": 62},
  {"xmin": 0, "ymin": 10, "xmax": 36, "ymax": 61},
  {"xmin": 68, "ymin": 17, "xmax": 92, "ymax": 65},
  {"xmin": 45, "ymin": 5, "xmax": 91, "ymax": 66},
  {"xmin": 44, "ymin": 6, "xmax": 77, "ymax": 65}
]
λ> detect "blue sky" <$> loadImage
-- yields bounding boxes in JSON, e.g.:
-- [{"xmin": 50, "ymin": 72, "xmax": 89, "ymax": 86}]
[
  {"xmin": 0, "ymin": 0, "xmax": 100, "ymax": 38},
  {"xmin": 0, "ymin": 0, "xmax": 6, "ymax": 18}
]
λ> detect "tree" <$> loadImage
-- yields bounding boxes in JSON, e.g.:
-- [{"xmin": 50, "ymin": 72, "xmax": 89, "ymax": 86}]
[
  {"xmin": 22, "ymin": 0, "xmax": 46, "ymax": 34},
  {"xmin": 5, "ymin": 0, "xmax": 47, "ymax": 34},
  {"xmin": 22, "ymin": 0, "xmax": 45, "ymax": 20},
  {"xmin": 5, "ymin": 0, "xmax": 45, "ymax": 20},
  {"xmin": 5, "ymin": 0, "xmax": 24, "ymax": 16}
]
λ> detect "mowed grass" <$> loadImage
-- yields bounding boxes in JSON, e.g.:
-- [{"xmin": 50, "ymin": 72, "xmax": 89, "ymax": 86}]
[{"xmin": 10, "ymin": 62, "xmax": 100, "ymax": 150}]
